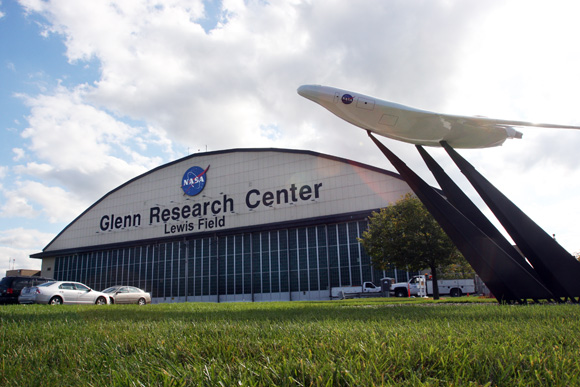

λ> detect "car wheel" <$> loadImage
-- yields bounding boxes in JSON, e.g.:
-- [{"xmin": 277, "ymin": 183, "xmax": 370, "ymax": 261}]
[
  {"xmin": 95, "ymin": 297, "xmax": 107, "ymax": 305},
  {"xmin": 450, "ymin": 288, "xmax": 462, "ymax": 297},
  {"xmin": 137, "ymin": 297, "xmax": 146, "ymax": 306},
  {"xmin": 395, "ymin": 288, "xmax": 408, "ymax": 298},
  {"xmin": 49, "ymin": 296, "xmax": 63, "ymax": 305}
]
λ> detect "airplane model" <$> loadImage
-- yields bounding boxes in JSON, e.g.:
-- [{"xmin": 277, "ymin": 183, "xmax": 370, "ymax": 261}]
[{"xmin": 297, "ymin": 84, "xmax": 580, "ymax": 148}]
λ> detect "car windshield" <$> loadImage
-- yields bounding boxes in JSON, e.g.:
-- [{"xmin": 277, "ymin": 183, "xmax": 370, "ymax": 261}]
[
  {"xmin": 101, "ymin": 287, "xmax": 118, "ymax": 293},
  {"xmin": 38, "ymin": 282, "xmax": 56, "ymax": 287}
]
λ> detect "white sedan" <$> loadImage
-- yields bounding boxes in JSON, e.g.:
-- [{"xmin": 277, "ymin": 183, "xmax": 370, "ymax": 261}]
[{"xmin": 19, "ymin": 281, "xmax": 109, "ymax": 305}]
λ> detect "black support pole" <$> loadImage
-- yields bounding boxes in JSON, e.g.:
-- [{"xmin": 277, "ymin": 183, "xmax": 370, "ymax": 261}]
[
  {"xmin": 416, "ymin": 145, "xmax": 554, "ymax": 300},
  {"xmin": 441, "ymin": 141, "xmax": 580, "ymax": 300},
  {"xmin": 368, "ymin": 132, "xmax": 552, "ymax": 302}
]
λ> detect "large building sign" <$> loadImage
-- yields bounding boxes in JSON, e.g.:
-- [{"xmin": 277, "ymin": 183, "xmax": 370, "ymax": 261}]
[
  {"xmin": 40, "ymin": 149, "xmax": 411, "ymax": 253},
  {"xmin": 95, "ymin": 160, "xmax": 327, "ymax": 236},
  {"xmin": 99, "ymin": 182, "xmax": 324, "ymax": 235}
]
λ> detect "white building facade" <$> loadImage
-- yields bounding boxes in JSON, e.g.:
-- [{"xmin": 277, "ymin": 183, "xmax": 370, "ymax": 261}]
[{"xmin": 32, "ymin": 149, "xmax": 415, "ymax": 303}]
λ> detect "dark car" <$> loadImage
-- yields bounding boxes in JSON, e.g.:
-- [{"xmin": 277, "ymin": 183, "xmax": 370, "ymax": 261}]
[{"xmin": 0, "ymin": 276, "xmax": 55, "ymax": 304}]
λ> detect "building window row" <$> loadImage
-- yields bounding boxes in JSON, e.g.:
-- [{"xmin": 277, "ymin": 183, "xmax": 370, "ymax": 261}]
[{"xmin": 53, "ymin": 221, "xmax": 415, "ymax": 300}]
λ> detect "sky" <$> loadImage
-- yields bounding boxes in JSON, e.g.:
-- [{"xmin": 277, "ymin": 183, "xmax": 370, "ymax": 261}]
[{"xmin": 1, "ymin": 0, "xmax": 580, "ymax": 275}]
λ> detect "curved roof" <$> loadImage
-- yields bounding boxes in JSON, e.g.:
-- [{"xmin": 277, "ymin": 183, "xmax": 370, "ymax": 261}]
[{"xmin": 33, "ymin": 148, "xmax": 409, "ymax": 258}]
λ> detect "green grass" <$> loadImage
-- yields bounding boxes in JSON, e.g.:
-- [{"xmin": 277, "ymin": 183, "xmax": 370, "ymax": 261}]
[{"xmin": 1, "ymin": 298, "xmax": 579, "ymax": 386}]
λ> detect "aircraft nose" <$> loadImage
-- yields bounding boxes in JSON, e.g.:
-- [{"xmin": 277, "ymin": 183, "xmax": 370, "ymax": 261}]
[
  {"xmin": 297, "ymin": 85, "xmax": 336, "ymax": 105},
  {"xmin": 297, "ymin": 85, "xmax": 319, "ymax": 101}
]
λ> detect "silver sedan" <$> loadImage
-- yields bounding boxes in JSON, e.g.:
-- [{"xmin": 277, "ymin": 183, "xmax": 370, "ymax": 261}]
[
  {"xmin": 101, "ymin": 286, "xmax": 151, "ymax": 305},
  {"xmin": 19, "ymin": 281, "xmax": 109, "ymax": 305}
]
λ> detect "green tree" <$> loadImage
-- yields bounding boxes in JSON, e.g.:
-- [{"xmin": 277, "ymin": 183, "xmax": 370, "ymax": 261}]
[
  {"xmin": 359, "ymin": 193, "xmax": 462, "ymax": 299},
  {"xmin": 440, "ymin": 255, "xmax": 476, "ymax": 280}
]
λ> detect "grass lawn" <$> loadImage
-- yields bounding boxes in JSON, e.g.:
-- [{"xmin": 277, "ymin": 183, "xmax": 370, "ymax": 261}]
[{"xmin": 1, "ymin": 297, "xmax": 578, "ymax": 386}]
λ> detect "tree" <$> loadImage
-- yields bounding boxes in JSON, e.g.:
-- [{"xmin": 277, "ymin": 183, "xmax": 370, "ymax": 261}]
[
  {"xmin": 359, "ymin": 193, "xmax": 462, "ymax": 299},
  {"xmin": 440, "ymin": 257, "xmax": 475, "ymax": 280}
]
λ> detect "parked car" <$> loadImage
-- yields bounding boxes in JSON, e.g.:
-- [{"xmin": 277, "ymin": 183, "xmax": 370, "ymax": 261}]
[
  {"xmin": 101, "ymin": 286, "xmax": 151, "ymax": 305},
  {"xmin": 0, "ymin": 276, "xmax": 55, "ymax": 304},
  {"xmin": 19, "ymin": 281, "xmax": 109, "ymax": 305}
]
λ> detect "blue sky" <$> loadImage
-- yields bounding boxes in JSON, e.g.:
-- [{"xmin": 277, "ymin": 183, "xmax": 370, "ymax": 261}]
[{"xmin": 2, "ymin": 0, "xmax": 580, "ymax": 274}]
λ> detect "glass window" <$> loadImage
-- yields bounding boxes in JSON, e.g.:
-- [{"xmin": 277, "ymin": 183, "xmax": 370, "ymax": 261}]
[
  {"xmin": 280, "ymin": 270, "xmax": 289, "ymax": 293},
  {"xmin": 43, "ymin": 216, "xmax": 422, "ymax": 301},
  {"xmin": 235, "ymin": 235, "xmax": 243, "ymax": 279},
  {"xmin": 186, "ymin": 240, "xmax": 196, "ymax": 297},
  {"xmin": 164, "ymin": 244, "xmax": 173, "ymax": 298},
  {"xmin": 299, "ymin": 270, "xmax": 309, "ymax": 291},
  {"xmin": 226, "ymin": 272, "xmax": 234, "ymax": 295},
  {"xmin": 13, "ymin": 278, "xmax": 31, "ymax": 290},
  {"xmin": 297, "ymin": 228, "xmax": 307, "ymax": 272},
  {"xmin": 243, "ymin": 235, "xmax": 252, "ymax": 294},
  {"xmin": 309, "ymin": 269, "xmax": 319, "ymax": 291},
  {"xmin": 279, "ymin": 231, "xmax": 289, "ymax": 293},
  {"xmin": 151, "ymin": 245, "xmax": 164, "ymax": 299},
  {"xmin": 261, "ymin": 272, "xmax": 270, "ymax": 294},
  {"xmin": 235, "ymin": 274, "xmax": 243, "ymax": 294}
]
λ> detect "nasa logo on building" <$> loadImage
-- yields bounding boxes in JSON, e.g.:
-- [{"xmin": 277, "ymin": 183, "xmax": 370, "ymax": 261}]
[
  {"xmin": 341, "ymin": 94, "xmax": 354, "ymax": 104},
  {"xmin": 181, "ymin": 165, "xmax": 210, "ymax": 196}
]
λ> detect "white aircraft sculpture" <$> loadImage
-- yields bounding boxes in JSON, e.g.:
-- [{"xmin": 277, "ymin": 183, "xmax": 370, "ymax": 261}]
[{"xmin": 297, "ymin": 84, "xmax": 580, "ymax": 148}]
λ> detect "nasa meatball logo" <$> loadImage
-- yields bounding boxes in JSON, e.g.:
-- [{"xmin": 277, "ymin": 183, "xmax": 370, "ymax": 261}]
[
  {"xmin": 341, "ymin": 94, "xmax": 354, "ymax": 104},
  {"xmin": 181, "ymin": 165, "xmax": 210, "ymax": 196}
]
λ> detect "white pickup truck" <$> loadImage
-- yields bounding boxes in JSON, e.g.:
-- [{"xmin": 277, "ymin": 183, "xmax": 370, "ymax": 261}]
[
  {"xmin": 331, "ymin": 282, "xmax": 382, "ymax": 299},
  {"xmin": 390, "ymin": 275, "xmax": 475, "ymax": 297}
]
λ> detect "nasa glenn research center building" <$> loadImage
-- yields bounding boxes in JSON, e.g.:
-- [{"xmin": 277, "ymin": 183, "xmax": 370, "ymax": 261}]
[{"xmin": 31, "ymin": 149, "xmax": 416, "ymax": 303}]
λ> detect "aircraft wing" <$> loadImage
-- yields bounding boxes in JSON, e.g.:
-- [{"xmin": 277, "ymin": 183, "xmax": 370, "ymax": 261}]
[{"xmin": 297, "ymin": 84, "xmax": 580, "ymax": 149}]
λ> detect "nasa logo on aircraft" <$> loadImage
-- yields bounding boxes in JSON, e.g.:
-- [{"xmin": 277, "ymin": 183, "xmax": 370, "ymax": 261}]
[
  {"xmin": 341, "ymin": 94, "xmax": 354, "ymax": 104},
  {"xmin": 181, "ymin": 165, "xmax": 210, "ymax": 196}
]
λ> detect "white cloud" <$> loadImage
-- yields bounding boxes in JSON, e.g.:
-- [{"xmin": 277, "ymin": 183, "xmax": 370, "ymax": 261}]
[
  {"xmin": 446, "ymin": 2, "xmax": 580, "ymax": 124},
  {"xmin": 10, "ymin": 0, "xmax": 580, "ymax": 256},
  {"xmin": 0, "ymin": 228, "xmax": 55, "ymax": 273},
  {"xmin": 17, "ymin": 86, "xmax": 168, "ymax": 196},
  {"xmin": 0, "ymin": 188, "xmax": 36, "ymax": 219},
  {"xmin": 12, "ymin": 148, "xmax": 25, "ymax": 161},
  {"xmin": 0, "ymin": 227, "xmax": 54, "ymax": 249},
  {"xmin": 6, "ymin": 85, "xmax": 176, "ymax": 228},
  {"xmin": 22, "ymin": 86, "xmax": 138, "ymax": 172},
  {"xmin": 21, "ymin": 0, "xmax": 498, "ymax": 153},
  {"xmin": 0, "ymin": 180, "xmax": 84, "ymax": 223}
]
